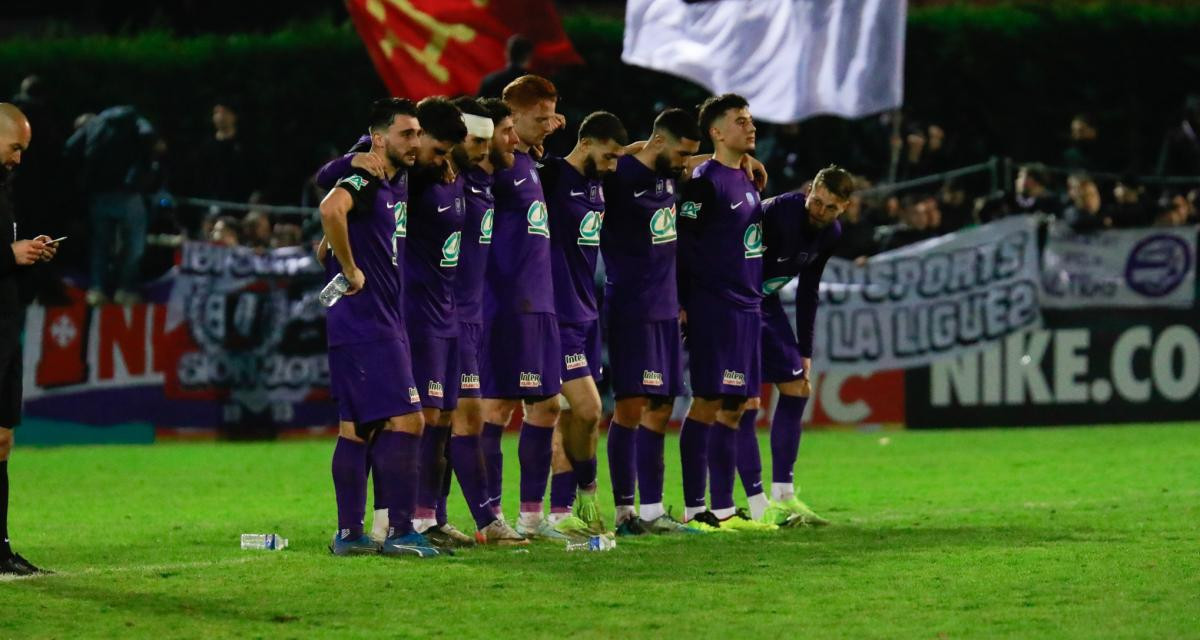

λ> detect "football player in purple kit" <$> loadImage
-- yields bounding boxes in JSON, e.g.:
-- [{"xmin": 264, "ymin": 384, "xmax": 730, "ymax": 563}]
[
  {"xmin": 319, "ymin": 98, "xmax": 442, "ymax": 558},
  {"xmin": 477, "ymin": 75, "xmax": 575, "ymax": 541},
  {"xmin": 600, "ymin": 108, "xmax": 702, "ymax": 535},
  {"xmin": 738, "ymin": 166, "xmax": 852, "ymax": 527},
  {"xmin": 540, "ymin": 111, "xmax": 629, "ymax": 535},
  {"xmin": 676, "ymin": 94, "xmax": 778, "ymax": 532},
  {"xmin": 402, "ymin": 97, "xmax": 475, "ymax": 549}
]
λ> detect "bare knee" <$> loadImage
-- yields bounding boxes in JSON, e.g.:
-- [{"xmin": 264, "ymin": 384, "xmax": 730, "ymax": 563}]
[
  {"xmin": 613, "ymin": 397, "xmax": 645, "ymax": 427},
  {"xmin": 524, "ymin": 396, "xmax": 561, "ymax": 427},
  {"xmin": 0, "ymin": 429, "xmax": 12, "ymax": 460},
  {"xmin": 571, "ymin": 395, "xmax": 602, "ymax": 427},
  {"xmin": 385, "ymin": 411, "xmax": 425, "ymax": 435},
  {"xmin": 776, "ymin": 378, "xmax": 810, "ymax": 398},
  {"xmin": 481, "ymin": 399, "xmax": 518, "ymax": 425},
  {"xmin": 686, "ymin": 397, "xmax": 720, "ymax": 424}
]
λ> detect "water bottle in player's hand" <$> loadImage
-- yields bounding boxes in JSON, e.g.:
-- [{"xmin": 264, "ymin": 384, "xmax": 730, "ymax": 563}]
[{"xmin": 319, "ymin": 273, "xmax": 350, "ymax": 308}]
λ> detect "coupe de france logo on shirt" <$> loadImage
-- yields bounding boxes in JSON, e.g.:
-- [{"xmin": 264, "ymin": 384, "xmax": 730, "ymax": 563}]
[
  {"xmin": 680, "ymin": 201, "xmax": 701, "ymax": 219},
  {"xmin": 649, "ymin": 206, "xmax": 677, "ymax": 244},
  {"xmin": 578, "ymin": 211, "xmax": 603, "ymax": 246},
  {"xmin": 527, "ymin": 201, "xmax": 549, "ymax": 237},
  {"xmin": 743, "ymin": 222, "xmax": 765, "ymax": 258},
  {"xmin": 479, "ymin": 208, "xmax": 494, "ymax": 244},
  {"xmin": 440, "ymin": 231, "xmax": 461, "ymax": 267},
  {"xmin": 762, "ymin": 276, "xmax": 790, "ymax": 295},
  {"xmin": 391, "ymin": 201, "xmax": 408, "ymax": 265},
  {"xmin": 338, "ymin": 175, "xmax": 368, "ymax": 191}
]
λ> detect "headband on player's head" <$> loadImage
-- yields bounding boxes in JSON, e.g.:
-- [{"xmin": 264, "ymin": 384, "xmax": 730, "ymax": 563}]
[{"xmin": 462, "ymin": 114, "xmax": 494, "ymax": 139}]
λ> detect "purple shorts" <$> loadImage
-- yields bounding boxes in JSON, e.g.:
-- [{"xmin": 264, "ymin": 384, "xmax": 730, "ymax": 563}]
[
  {"xmin": 409, "ymin": 329, "xmax": 460, "ymax": 411},
  {"xmin": 559, "ymin": 319, "xmax": 602, "ymax": 382},
  {"xmin": 457, "ymin": 321, "xmax": 483, "ymax": 398},
  {"xmin": 684, "ymin": 293, "xmax": 761, "ymax": 398},
  {"xmin": 760, "ymin": 294, "xmax": 806, "ymax": 384},
  {"xmin": 479, "ymin": 312, "xmax": 563, "ymax": 399},
  {"xmin": 608, "ymin": 317, "xmax": 684, "ymax": 398},
  {"xmin": 328, "ymin": 336, "xmax": 422, "ymax": 424}
]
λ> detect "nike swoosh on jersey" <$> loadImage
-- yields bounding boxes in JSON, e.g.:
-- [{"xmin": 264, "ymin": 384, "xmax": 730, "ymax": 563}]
[
  {"xmin": 777, "ymin": 256, "xmax": 790, "ymax": 262},
  {"xmin": 386, "ymin": 202, "xmax": 396, "ymax": 208},
  {"xmin": 731, "ymin": 201, "xmax": 744, "ymax": 209},
  {"xmin": 514, "ymin": 178, "xmax": 528, "ymax": 186},
  {"xmin": 437, "ymin": 205, "xmax": 452, "ymax": 212},
  {"xmin": 469, "ymin": 187, "xmax": 483, "ymax": 193},
  {"xmin": 792, "ymin": 368, "xmax": 804, "ymax": 376},
  {"xmin": 570, "ymin": 190, "xmax": 585, "ymax": 196},
  {"xmin": 633, "ymin": 190, "xmax": 648, "ymax": 197}
]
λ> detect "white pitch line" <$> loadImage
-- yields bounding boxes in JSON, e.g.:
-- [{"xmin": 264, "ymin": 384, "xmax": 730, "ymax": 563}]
[{"xmin": 0, "ymin": 554, "xmax": 276, "ymax": 582}]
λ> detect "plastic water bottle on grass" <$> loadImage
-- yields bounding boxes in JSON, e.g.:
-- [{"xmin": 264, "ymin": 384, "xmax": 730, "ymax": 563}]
[
  {"xmin": 565, "ymin": 535, "xmax": 616, "ymax": 552},
  {"xmin": 241, "ymin": 533, "xmax": 288, "ymax": 550}
]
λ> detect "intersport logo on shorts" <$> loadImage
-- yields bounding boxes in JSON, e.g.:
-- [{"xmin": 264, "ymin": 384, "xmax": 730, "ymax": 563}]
[
  {"xmin": 427, "ymin": 381, "xmax": 444, "ymax": 398},
  {"xmin": 722, "ymin": 369, "xmax": 746, "ymax": 386},
  {"xmin": 564, "ymin": 353, "xmax": 588, "ymax": 370},
  {"xmin": 460, "ymin": 373, "xmax": 480, "ymax": 390},
  {"xmin": 519, "ymin": 372, "xmax": 542, "ymax": 388},
  {"xmin": 408, "ymin": 387, "xmax": 420, "ymax": 403},
  {"xmin": 642, "ymin": 370, "xmax": 664, "ymax": 386}
]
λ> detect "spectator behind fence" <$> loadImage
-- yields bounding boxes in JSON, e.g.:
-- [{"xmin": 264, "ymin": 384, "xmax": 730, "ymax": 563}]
[
  {"xmin": 1109, "ymin": 175, "xmax": 1149, "ymax": 228},
  {"xmin": 241, "ymin": 209, "xmax": 271, "ymax": 249},
  {"xmin": 977, "ymin": 163, "xmax": 1060, "ymax": 223},
  {"xmin": 210, "ymin": 216, "xmax": 240, "ymax": 247},
  {"xmin": 1061, "ymin": 175, "xmax": 1111, "ymax": 232},
  {"xmin": 832, "ymin": 189, "xmax": 877, "ymax": 262},
  {"xmin": 182, "ymin": 101, "xmax": 253, "ymax": 232},
  {"xmin": 1156, "ymin": 94, "xmax": 1200, "ymax": 176},
  {"xmin": 1153, "ymin": 193, "xmax": 1190, "ymax": 227},
  {"xmin": 63, "ymin": 105, "xmax": 160, "ymax": 306},
  {"xmin": 477, "ymin": 34, "xmax": 534, "ymax": 98},
  {"xmin": 270, "ymin": 222, "xmax": 302, "ymax": 249},
  {"xmin": 1063, "ymin": 113, "xmax": 1104, "ymax": 172},
  {"xmin": 877, "ymin": 195, "xmax": 937, "ymax": 251}
]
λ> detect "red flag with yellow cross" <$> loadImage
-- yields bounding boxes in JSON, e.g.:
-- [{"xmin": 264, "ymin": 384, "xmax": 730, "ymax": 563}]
[{"xmin": 345, "ymin": 0, "xmax": 582, "ymax": 98}]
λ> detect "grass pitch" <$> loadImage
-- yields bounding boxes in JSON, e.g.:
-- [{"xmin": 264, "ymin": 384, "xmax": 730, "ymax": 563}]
[{"xmin": 3, "ymin": 423, "xmax": 1198, "ymax": 639}]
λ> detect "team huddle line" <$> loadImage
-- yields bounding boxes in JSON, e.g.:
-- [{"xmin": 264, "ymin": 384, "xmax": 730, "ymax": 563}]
[{"xmin": 317, "ymin": 75, "xmax": 854, "ymax": 558}]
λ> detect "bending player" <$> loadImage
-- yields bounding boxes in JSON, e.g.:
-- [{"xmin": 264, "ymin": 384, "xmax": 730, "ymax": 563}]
[
  {"xmin": 321, "ymin": 98, "xmax": 439, "ymax": 558},
  {"xmin": 542, "ymin": 111, "xmax": 628, "ymax": 534},
  {"xmin": 600, "ymin": 108, "xmax": 701, "ymax": 535},
  {"xmin": 677, "ymin": 94, "xmax": 777, "ymax": 532},
  {"xmin": 739, "ymin": 166, "xmax": 851, "ymax": 526}
]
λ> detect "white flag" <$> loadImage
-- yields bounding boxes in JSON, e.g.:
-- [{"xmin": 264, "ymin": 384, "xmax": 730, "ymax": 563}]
[{"xmin": 622, "ymin": 0, "xmax": 906, "ymax": 123}]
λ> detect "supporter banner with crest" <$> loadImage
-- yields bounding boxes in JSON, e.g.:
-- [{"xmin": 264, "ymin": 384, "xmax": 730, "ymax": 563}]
[
  {"xmin": 1041, "ymin": 221, "xmax": 1196, "ymax": 309},
  {"xmin": 22, "ymin": 242, "xmax": 335, "ymax": 432}
]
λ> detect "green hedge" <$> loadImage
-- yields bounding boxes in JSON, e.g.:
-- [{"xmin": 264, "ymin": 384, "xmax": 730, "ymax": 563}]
[{"xmin": 1, "ymin": 2, "xmax": 1197, "ymax": 203}]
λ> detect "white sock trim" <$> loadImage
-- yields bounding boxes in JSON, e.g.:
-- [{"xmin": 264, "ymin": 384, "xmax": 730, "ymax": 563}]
[
  {"xmin": 639, "ymin": 503, "xmax": 665, "ymax": 522},
  {"xmin": 747, "ymin": 492, "xmax": 769, "ymax": 520},
  {"xmin": 684, "ymin": 505, "xmax": 707, "ymax": 522},
  {"xmin": 771, "ymin": 483, "xmax": 795, "ymax": 502},
  {"xmin": 712, "ymin": 506, "xmax": 736, "ymax": 520}
]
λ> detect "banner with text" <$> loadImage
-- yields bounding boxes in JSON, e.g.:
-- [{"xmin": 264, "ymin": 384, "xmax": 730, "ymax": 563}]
[
  {"xmin": 803, "ymin": 215, "xmax": 1042, "ymax": 372},
  {"xmin": 1041, "ymin": 222, "xmax": 1196, "ymax": 309},
  {"xmin": 22, "ymin": 242, "xmax": 335, "ymax": 433}
]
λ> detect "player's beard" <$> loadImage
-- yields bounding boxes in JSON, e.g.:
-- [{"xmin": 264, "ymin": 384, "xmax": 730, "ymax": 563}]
[
  {"xmin": 451, "ymin": 145, "xmax": 473, "ymax": 172},
  {"xmin": 383, "ymin": 141, "xmax": 410, "ymax": 169},
  {"xmin": 653, "ymin": 152, "xmax": 676, "ymax": 178},
  {"xmin": 488, "ymin": 146, "xmax": 513, "ymax": 170},
  {"xmin": 583, "ymin": 155, "xmax": 602, "ymax": 180}
]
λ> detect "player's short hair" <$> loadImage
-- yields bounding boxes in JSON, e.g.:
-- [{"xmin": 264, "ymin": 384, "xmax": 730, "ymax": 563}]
[
  {"xmin": 697, "ymin": 93, "xmax": 749, "ymax": 139},
  {"xmin": 507, "ymin": 34, "xmax": 534, "ymax": 66},
  {"xmin": 577, "ymin": 111, "xmax": 629, "ymax": 146},
  {"xmin": 368, "ymin": 97, "xmax": 417, "ymax": 133},
  {"xmin": 502, "ymin": 74, "xmax": 557, "ymax": 110},
  {"xmin": 653, "ymin": 108, "xmax": 700, "ymax": 142},
  {"xmin": 478, "ymin": 97, "xmax": 512, "ymax": 124},
  {"xmin": 812, "ymin": 165, "xmax": 855, "ymax": 200},
  {"xmin": 451, "ymin": 96, "xmax": 490, "ymax": 119},
  {"xmin": 416, "ymin": 96, "xmax": 467, "ymax": 144}
]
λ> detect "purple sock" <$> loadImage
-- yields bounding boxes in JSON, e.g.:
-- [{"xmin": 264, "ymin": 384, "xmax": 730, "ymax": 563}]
[
  {"xmin": 517, "ymin": 422, "xmax": 553, "ymax": 511},
  {"xmin": 482, "ymin": 422, "xmax": 505, "ymax": 513},
  {"xmin": 771, "ymin": 395, "xmax": 808, "ymax": 485},
  {"xmin": 368, "ymin": 447, "xmax": 385, "ymax": 511},
  {"xmin": 550, "ymin": 471, "xmax": 576, "ymax": 512},
  {"xmin": 450, "ymin": 435, "xmax": 496, "ymax": 530},
  {"xmin": 707, "ymin": 423, "xmax": 738, "ymax": 511},
  {"xmin": 607, "ymin": 422, "xmax": 637, "ymax": 506},
  {"xmin": 679, "ymin": 417, "xmax": 710, "ymax": 509},
  {"xmin": 417, "ymin": 425, "xmax": 450, "ymax": 514},
  {"xmin": 571, "ymin": 456, "xmax": 598, "ymax": 491},
  {"xmin": 331, "ymin": 437, "xmax": 368, "ymax": 539},
  {"xmin": 636, "ymin": 426, "xmax": 665, "ymax": 506},
  {"xmin": 372, "ymin": 430, "xmax": 420, "ymax": 537},
  {"xmin": 736, "ymin": 408, "xmax": 763, "ymax": 497},
  {"xmin": 437, "ymin": 444, "xmax": 452, "ymax": 526}
]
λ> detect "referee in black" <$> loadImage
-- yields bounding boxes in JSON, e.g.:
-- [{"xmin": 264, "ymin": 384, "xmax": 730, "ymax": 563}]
[{"xmin": 1, "ymin": 103, "xmax": 57, "ymax": 575}]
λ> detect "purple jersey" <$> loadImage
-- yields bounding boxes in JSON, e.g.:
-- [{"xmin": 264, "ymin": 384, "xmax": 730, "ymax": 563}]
[
  {"xmin": 761, "ymin": 190, "xmax": 842, "ymax": 357},
  {"xmin": 485, "ymin": 150, "xmax": 555, "ymax": 316},
  {"xmin": 404, "ymin": 171, "xmax": 466, "ymax": 336},
  {"xmin": 544, "ymin": 157, "xmax": 605, "ymax": 323},
  {"xmin": 455, "ymin": 166, "xmax": 494, "ymax": 325},
  {"xmin": 677, "ymin": 159, "xmax": 764, "ymax": 311},
  {"xmin": 324, "ymin": 167, "xmax": 410, "ymax": 347},
  {"xmin": 600, "ymin": 154, "xmax": 680, "ymax": 323}
]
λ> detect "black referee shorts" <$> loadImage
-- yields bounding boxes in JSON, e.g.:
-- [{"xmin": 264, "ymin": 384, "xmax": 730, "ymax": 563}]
[{"xmin": 0, "ymin": 334, "xmax": 22, "ymax": 429}]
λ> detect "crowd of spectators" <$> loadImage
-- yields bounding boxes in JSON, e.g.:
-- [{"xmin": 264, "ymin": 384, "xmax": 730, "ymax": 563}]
[{"xmin": 4, "ymin": 71, "xmax": 1199, "ymax": 305}]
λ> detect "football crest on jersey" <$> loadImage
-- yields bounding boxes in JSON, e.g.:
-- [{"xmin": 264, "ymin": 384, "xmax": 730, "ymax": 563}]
[
  {"xmin": 649, "ymin": 206, "xmax": 677, "ymax": 245},
  {"xmin": 578, "ymin": 211, "xmax": 603, "ymax": 246},
  {"xmin": 440, "ymin": 231, "xmax": 461, "ymax": 267},
  {"xmin": 743, "ymin": 222, "xmax": 765, "ymax": 258},
  {"xmin": 479, "ymin": 208, "xmax": 494, "ymax": 244},
  {"xmin": 655, "ymin": 179, "xmax": 664, "ymax": 195},
  {"xmin": 527, "ymin": 201, "xmax": 549, "ymax": 237}
]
